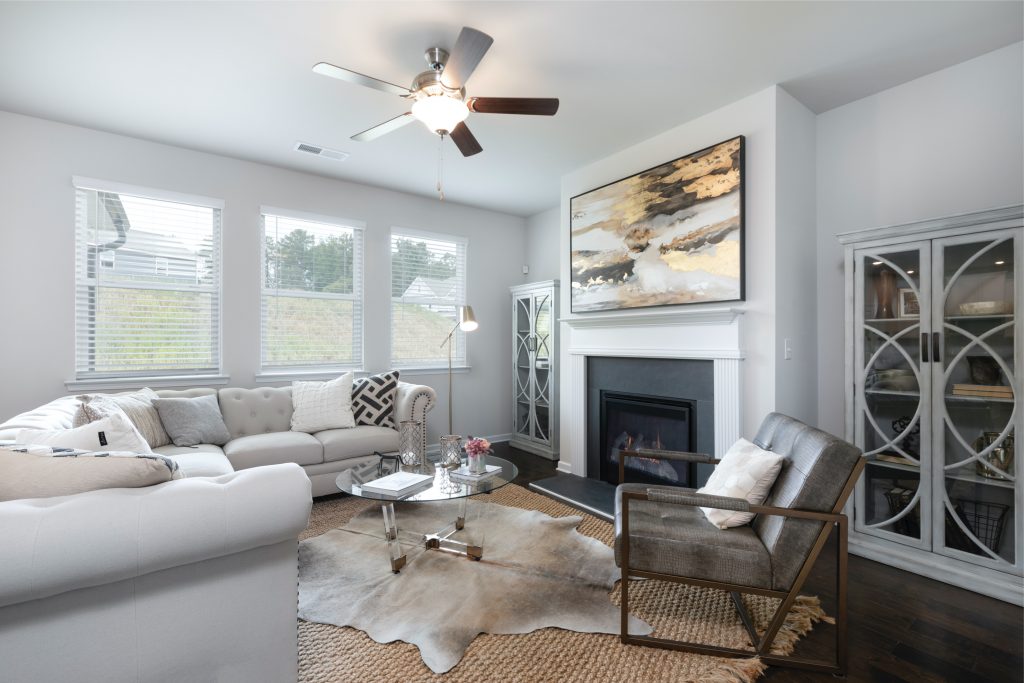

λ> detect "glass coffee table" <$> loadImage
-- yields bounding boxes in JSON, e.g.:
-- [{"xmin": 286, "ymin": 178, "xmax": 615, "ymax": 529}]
[{"xmin": 336, "ymin": 455, "xmax": 518, "ymax": 573}]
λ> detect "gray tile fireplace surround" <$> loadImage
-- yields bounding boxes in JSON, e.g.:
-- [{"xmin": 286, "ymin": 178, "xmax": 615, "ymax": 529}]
[{"xmin": 531, "ymin": 356, "xmax": 715, "ymax": 519}]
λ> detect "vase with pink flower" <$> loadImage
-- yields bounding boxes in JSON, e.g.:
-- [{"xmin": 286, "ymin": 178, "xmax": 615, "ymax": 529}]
[{"xmin": 464, "ymin": 436, "xmax": 492, "ymax": 475}]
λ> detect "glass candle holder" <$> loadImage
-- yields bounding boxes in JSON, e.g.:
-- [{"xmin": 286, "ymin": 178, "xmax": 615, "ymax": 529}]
[
  {"xmin": 440, "ymin": 435, "xmax": 463, "ymax": 469},
  {"xmin": 399, "ymin": 420, "xmax": 424, "ymax": 467}
]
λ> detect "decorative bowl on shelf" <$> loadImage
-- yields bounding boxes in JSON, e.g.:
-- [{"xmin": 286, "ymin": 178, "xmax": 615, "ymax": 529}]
[
  {"xmin": 958, "ymin": 301, "xmax": 1008, "ymax": 316},
  {"xmin": 866, "ymin": 368, "xmax": 918, "ymax": 391}
]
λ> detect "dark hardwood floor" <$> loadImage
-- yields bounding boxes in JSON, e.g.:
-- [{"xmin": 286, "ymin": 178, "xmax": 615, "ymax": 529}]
[{"xmin": 492, "ymin": 443, "xmax": 1024, "ymax": 683}]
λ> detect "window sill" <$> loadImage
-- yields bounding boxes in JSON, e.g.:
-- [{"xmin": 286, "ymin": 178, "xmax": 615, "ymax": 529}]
[
  {"xmin": 65, "ymin": 374, "xmax": 231, "ymax": 392},
  {"xmin": 392, "ymin": 365, "xmax": 471, "ymax": 376},
  {"xmin": 254, "ymin": 369, "xmax": 364, "ymax": 384}
]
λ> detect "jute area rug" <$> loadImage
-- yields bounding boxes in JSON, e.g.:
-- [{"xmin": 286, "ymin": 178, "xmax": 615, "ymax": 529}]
[{"xmin": 298, "ymin": 485, "xmax": 831, "ymax": 683}]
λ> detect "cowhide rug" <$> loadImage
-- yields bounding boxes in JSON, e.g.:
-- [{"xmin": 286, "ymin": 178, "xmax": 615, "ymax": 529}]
[{"xmin": 298, "ymin": 499, "xmax": 652, "ymax": 673}]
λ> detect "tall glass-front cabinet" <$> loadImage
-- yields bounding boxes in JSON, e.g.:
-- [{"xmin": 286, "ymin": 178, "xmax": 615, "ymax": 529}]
[
  {"xmin": 511, "ymin": 281, "xmax": 559, "ymax": 459},
  {"xmin": 841, "ymin": 206, "xmax": 1023, "ymax": 604}
]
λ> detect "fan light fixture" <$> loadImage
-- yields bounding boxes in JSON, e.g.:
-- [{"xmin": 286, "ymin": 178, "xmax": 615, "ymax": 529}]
[{"xmin": 412, "ymin": 95, "xmax": 469, "ymax": 134}]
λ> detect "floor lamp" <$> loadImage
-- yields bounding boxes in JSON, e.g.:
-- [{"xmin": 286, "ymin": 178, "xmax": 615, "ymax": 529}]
[{"xmin": 441, "ymin": 305, "xmax": 478, "ymax": 435}]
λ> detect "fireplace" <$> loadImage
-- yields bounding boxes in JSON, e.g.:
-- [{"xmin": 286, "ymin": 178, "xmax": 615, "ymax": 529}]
[{"xmin": 599, "ymin": 391, "xmax": 696, "ymax": 486}]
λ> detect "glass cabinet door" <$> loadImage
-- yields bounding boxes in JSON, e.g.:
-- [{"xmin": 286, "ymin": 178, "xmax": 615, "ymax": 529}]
[
  {"xmin": 854, "ymin": 242, "xmax": 932, "ymax": 549},
  {"xmin": 532, "ymin": 292, "xmax": 552, "ymax": 444},
  {"xmin": 932, "ymin": 229, "xmax": 1021, "ymax": 573},
  {"xmin": 514, "ymin": 294, "xmax": 533, "ymax": 440}
]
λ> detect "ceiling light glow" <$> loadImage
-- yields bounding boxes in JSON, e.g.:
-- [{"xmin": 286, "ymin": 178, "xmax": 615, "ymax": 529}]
[{"xmin": 412, "ymin": 95, "xmax": 469, "ymax": 135}]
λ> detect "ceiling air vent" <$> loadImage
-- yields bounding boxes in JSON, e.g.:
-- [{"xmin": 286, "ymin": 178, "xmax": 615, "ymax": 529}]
[{"xmin": 294, "ymin": 142, "xmax": 349, "ymax": 162}]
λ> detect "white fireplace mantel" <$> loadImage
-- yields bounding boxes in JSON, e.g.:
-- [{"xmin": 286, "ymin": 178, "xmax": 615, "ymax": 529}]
[{"xmin": 558, "ymin": 306, "xmax": 745, "ymax": 476}]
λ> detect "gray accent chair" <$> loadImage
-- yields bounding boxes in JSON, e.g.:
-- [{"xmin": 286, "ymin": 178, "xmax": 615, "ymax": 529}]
[{"xmin": 615, "ymin": 413, "xmax": 864, "ymax": 675}]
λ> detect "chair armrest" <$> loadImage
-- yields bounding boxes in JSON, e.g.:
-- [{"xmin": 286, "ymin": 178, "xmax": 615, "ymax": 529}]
[
  {"xmin": 621, "ymin": 448, "xmax": 716, "ymax": 464},
  {"xmin": 621, "ymin": 488, "xmax": 844, "ymax": 523},
  {"xmin": 618, "ymin": 448, "xmax": 719, "ymax": 484},
  {"xmin": 645, "ymin": 487, "xmax": 750, "ymax": 512}
]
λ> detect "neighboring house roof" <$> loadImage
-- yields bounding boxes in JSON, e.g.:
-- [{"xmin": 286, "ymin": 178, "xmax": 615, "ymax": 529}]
[
  {"xmin": 97, "ymin": 229, "xmax": 198, "ymax": 262},
  {"xmin": 401, "ymin": 276, "xmax": 457, "ymax": 301}
]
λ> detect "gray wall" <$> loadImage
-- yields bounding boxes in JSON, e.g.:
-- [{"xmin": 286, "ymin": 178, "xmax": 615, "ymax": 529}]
[
  {"xmin": 525, "ymin": 206, "xmax": 560, "ymax": 282},
  {"xmin": 0, "ymin": 110, "xmax": 527, "ymax": 445},
  {"xmin": 814, "ymin": 42, "xmax": 1024, "ymax": 436}
]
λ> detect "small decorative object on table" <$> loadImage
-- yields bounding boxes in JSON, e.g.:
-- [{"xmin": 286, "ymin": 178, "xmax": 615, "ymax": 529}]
[
  {"xmin": 464, "ymin": 436, "xmax": 491, "ymax": 474},
  {"xmin": 399, "ymin": 420, "xmax": 424, "ymax": 466},
  {"xmin": 439, "ymin": 435, "xmax": 463, "ymax": 469}
]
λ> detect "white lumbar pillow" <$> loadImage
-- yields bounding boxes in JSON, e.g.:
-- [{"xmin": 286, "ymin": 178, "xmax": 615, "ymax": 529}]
[
  {"xmin": 698, "ymin": 438, "xmax": 785, "ymax": 529},
  {"xmin": 291, "ymin": 372, "xmax": 356, "ymax": 433},
  {"xmin": 16, "ymin": 410, "xmax": 153, "ymax": 454}
]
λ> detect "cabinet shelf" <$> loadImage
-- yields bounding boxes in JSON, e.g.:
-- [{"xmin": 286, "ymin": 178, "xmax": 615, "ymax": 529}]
[
  {"xmin": 864, "ymin": 388, "xmax": 1015, "ymax": 404},
  {"xmin": 867, "ymin": 458, "xmax": 1015, "ymax": 489}
]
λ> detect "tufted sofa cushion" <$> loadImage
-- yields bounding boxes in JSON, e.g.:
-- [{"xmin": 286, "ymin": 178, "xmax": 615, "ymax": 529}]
[
  {"xmin": 223, "ymin": 432, "xmax": 323, "ymax": 469},
  {"xmin": 217, "ymin": 387, "xmax": 293, "ymax": 439}
]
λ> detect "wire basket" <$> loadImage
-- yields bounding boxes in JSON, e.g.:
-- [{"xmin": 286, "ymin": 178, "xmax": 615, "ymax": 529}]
[{"xmin": 952, "ymin": 499, "xmax": 1009, "ymax": 554}]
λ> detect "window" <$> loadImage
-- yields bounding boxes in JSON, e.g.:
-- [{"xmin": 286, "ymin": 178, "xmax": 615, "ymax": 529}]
[
  {"xmin": 390, "ymin": 228, "xmax": 468, "ymax": 367},
  {"xmin": 74, "ymin": 177, "xmax": 223, "ymax": 379},
  {"xmin": 261, "ymin": 207, "xmax": 363, "ymax": 372}
]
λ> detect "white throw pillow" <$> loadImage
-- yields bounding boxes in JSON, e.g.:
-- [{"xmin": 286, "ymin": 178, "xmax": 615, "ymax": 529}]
[
  {"xmin": 291, "ymin": 372, "xmax": 355, "ymax": 433},
  {"xmin": 698, "ymin": 438, "xmax": 785, "ymax": 529},
  {"xmin": 17, "ymin": 410, "xmax": 154, "ymax": 454}
]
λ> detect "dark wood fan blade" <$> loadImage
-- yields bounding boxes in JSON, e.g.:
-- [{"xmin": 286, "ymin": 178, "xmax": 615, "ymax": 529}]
[
  {"xmin": 351, "ymin": 112, "xmax": 415, "ymax": 142},
  {"xmin": 467, "ymin": 97, "xmax": 559, "ymax": 116},
  {"xmin": 313, "ymin": 62, "xmax": 410, "ymax": 97},
  {"xmin": 440, "ymin": 27, "xmax": 493, "ymax": 90},
  {"xmin": 450, "ymin": 122, "xmax": 483, "ymax": 157}
]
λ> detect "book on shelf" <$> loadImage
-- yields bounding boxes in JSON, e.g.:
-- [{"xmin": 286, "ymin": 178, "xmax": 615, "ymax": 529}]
[
  {"xmin": 360, "ymin": 471, "xmax": 433, "ymax": 497},
  {"xmin": 449, "ymin": 464, "xmax": 503, "ymax": 482},
  {"xmin": 874, "ymin": 453, "xmax": 920, "ymax": 467},
  {"xmin": 952, "ymin": 384, "xmax": 1013, "ymax": 398}
]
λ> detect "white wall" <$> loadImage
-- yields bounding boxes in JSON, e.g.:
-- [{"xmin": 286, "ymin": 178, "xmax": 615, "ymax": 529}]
[
  {"xmin": 0, "ymin": 111, "xmax": 527, "ymax": 444},
  {"xmin": 815, "ymin": 42, "xmax": 1024, "ymax": 436},
  {"xmin": 774, "ymin": 87, "xmax": 819, "ymax": 425},
  {"xmin": 525, "ymin": 206, "xmax": 561, "ymax": 282},
  {"xmin": 560, "ymin": 87, "xmax": 780, "ymax": 439}
]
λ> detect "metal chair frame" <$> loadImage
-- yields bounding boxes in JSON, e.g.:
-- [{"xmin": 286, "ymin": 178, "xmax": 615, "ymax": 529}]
[{"xmin": 618, "ymin": 450, "xmax": 865, "ymax": 675}]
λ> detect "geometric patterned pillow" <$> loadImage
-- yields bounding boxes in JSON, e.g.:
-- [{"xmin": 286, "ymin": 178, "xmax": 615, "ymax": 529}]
[{"xmin": 351, "ymin": 371, "xmax": 400, "ymax": 428}]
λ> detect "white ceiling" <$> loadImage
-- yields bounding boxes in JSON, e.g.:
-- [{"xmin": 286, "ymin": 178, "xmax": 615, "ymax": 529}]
[{"xmin": 0, "ymin": 1, "xmax": 1020, "ymax": 216}]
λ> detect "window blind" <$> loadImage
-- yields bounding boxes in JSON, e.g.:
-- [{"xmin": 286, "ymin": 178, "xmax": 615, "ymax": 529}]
[
  {"xmin": 261, "ymin": 209, "xmax": 363, "ymax": 371},
  {"xmin": 74, "ymin": 180, "xmax": 223, "ymax": 379},
  {"xmin": 390, "ymin": 228, "xmax": 468, "ymax": 367}
]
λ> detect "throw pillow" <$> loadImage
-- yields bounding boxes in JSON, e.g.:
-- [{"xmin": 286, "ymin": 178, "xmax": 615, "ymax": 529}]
[
  {"xmin": 152, "ymin": 394, "xmax": 231, "ymax": 447},
  {"xmin": 0, "ymin": 445, "xmax": 180, "ymax": 502},
  {"xmin": 351, "ymin": 370, "xmax": 400, "ymax": 428},
  {"xmin": 291, "ymin": 372, "xmax": 355, "ymax": 433},
  {"xmin": 698, "ymin": 438, "xmax": 785, "ymax": 529},
  {"xmin": 17, "ymin": 411, "xmax": 154, "ymax": 454},
  {"xmin": 73, "ymin": 388, "xmax": 171, "ymax": 449}
]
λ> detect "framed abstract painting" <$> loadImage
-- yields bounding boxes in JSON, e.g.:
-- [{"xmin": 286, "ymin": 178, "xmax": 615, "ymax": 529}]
[{"xmin": 569, "ymin": 135, "xmax": 745, "ymax": 313}]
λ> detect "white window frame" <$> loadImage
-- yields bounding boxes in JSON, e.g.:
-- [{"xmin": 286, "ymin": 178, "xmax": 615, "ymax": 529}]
[
  {"xmin": 259, "ymin": 206, "xmax": 365, "ymax": 376},
  {"xmin": 70, "ymin": 176, "xmax": 225, "ymax": 387},
  {"xmin": 389, "ymin": 226, "xmax": 469, "ymax": 369}
]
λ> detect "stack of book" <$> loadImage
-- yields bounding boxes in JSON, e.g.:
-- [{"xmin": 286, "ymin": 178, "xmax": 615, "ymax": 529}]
[
  {"xmin": 360, "ymin": 471, "xmax": 433, "ymax": 497},
  {"xmin": 449, "ymin": 464, "xmax": 502, "ymax": 482},
  {"xmin": 952, "ymin": 384, "xmax": 1014, "ymax": 400}
]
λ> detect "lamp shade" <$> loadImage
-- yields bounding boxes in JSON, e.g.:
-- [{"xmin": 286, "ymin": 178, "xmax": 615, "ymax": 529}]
[
  {"xmin": 411, "ymin": 95, "xmax": 469, "ymax": 134},
  {"xmin": 458, "ymin": 305, "xmax": 479, "ymax": 332}
]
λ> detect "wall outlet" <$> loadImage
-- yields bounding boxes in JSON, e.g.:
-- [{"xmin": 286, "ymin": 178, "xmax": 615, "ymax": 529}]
[
  {"xmin": 522, "ymin": 265, "xmax": 529, "ymax": 275},
  {"xmin": 784, "ymin": 338, "xmax": 793, "ymax": 360}
]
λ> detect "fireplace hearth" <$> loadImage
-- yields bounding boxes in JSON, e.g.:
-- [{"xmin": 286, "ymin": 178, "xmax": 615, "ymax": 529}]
[{"xmin": 599, "ymin": 391, "xmax": 695, "ymax": 487}]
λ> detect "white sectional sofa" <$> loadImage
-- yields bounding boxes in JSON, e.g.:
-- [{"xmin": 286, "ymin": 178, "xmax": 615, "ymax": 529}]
[
  {"xmin": 0, "ymin": 381, "xmax": 436, "ymax": 497},
  {"xmin": 0, "ymin": 463, "xmax": 312, "ymax": 683}
]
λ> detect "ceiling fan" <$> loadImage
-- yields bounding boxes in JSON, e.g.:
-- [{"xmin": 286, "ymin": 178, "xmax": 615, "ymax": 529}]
[{"xmin": 312, "ymin": 27, "xmax": 559, "ymax": 157}]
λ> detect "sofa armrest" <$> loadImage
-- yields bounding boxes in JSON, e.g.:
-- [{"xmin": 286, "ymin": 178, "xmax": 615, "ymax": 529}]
[
  {"xmin": 0, "ymin": 396, "xmax": 80, "ymax": 441},
  {"xmin": 394, "ymin": 381, "xmax": 437, "ymax": 426},
  {"xmin": 0, "ymin": 463, "xmax": 312, "ymax": 609}
]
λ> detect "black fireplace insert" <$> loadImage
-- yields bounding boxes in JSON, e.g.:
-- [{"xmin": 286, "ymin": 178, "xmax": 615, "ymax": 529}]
[{"xmin": 599, "ymin": 390, "xmax": 696, "ymax": 487}]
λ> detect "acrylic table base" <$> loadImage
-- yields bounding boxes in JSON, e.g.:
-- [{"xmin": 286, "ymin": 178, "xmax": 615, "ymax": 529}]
[{"xmin": 379, "ymin": 496, "xmax": 481, "ymax": 573}]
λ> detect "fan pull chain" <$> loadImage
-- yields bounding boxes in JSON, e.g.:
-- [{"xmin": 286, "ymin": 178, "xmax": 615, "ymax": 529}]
[{"xmin": 436, "ymin": 133, "xmax": 445, "ymax": 201}]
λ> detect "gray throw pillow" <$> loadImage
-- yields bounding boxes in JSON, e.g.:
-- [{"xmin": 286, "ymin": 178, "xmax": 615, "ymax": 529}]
[{"xmin": 152, "ymin": 394, "xmax": 231, "ymax": 447}]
